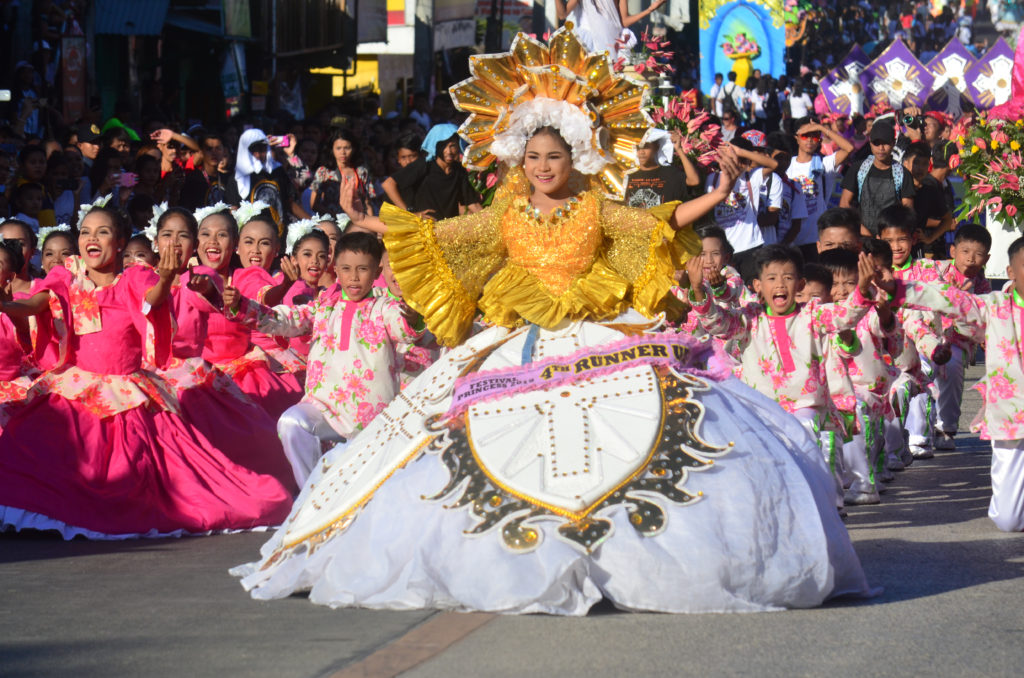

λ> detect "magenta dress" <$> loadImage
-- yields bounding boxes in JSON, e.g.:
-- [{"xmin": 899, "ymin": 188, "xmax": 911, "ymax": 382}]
[
  {"xmin": 0, "ymin": 257, "xmax": 292, "ymax": 538},
  {"xmin": 158, "ymin": 267, "xmax": 297, "ymax": 493},
  {"xmin": 203, "ymin": 266, "xmax": 303, "ymax": 420},
  {"xmin": 0, "ymin": 313, "xmax": 35, "ymax": 431}
]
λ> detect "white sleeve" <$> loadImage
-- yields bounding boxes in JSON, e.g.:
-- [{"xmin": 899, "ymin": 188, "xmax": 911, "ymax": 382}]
[{"xmin": 767, "ymin": 173, "xmax": 784, "ymax": 209}]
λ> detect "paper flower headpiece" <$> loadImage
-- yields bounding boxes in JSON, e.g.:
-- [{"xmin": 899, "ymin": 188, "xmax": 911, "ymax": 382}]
[
  {"xmin": 285, "ymin": 219, "xmax": 317, "ymax": 254},
  {"xmin": 76, "ymin": 194, "xmax": 112, "ymax": 228},
  {"xmin": 235, "ymin": 200, "xmax": 270, "ymax": 229},
  {"xmin": 38, "ymin": 223, "xmax": 73, "ymax": 245},
  {"xmin": 193, "ymin": 201, "xmax": 231, "ymax": 226},
  {"xmin": 449, "ymin": 23, "xmax": 653, "ymax": 200},
  {"xmin": 144, "ymin": 202, "xmax": 169, "ymax": 252}
]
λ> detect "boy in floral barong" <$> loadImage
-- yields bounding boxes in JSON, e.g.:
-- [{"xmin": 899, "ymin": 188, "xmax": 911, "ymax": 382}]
[
  {"xmin": 224, "ymin": 232, "xmax": 422, "ymax": 487},
  {"xmin": 884, "ymin": 236, "xmax": 1024, "ymax": 532}
]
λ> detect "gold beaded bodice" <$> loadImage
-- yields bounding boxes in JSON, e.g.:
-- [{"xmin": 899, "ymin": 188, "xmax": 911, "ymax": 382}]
[{"xmin": 503, "ymin": 194, "xmax": 602, "ymax": 297}]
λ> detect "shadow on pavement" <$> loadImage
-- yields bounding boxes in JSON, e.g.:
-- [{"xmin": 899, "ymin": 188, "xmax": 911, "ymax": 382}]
[{"xmin": 0, "ymin": 532, "xmax": 192, "ymax": 564}]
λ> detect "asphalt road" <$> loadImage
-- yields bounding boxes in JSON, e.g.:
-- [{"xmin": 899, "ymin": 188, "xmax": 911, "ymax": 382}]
[{"xmin": 2, "ymin": 364, "xmax": 1023, "ymax": 678}]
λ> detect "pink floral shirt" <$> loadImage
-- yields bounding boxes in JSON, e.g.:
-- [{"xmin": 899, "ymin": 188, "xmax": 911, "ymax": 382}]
[
  {"xmin": 692, "ymin": 286, "xmax": 871, "ymax": 419},
  {"xmin": 233, "ymin": 285, "xmax": 422, "ymax": 437},
  {"xmin": 898, "ymin": 281, "xmax": 1024, "ymax": 441},
  {"xmin": 830, "ymin": 309, "xmax": 901, "ymax": 418},
  {"xmin": 896, "ymin": 258, "xmax": 991, "ymax": 351}
]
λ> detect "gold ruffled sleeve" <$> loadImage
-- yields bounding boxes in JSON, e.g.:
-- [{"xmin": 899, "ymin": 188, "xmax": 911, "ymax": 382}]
[
  {"xmin": 381, "ymin": 201, "xmax": 507, "ymax": 347},
  {"xmin": 600, "ymin": 200, "xmax": 699, "ymax": 319}
]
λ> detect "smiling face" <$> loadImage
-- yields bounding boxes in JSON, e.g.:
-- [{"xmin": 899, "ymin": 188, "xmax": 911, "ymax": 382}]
[
  {"xmin": 701, "ymin": 236, "xmax": 730, "ymax": 275},
  {"xmin": 156, "ymin": 213, "xmax": 196, "ymax": 271},
  {"xmin": 334, "ymin": 249, "xmax": 381, "ymax": 302},
  {"xmin": 880, "ymin": 226, "xmax": 915, "ymax": 267},
  {"xmin": 950, "ymin": 239, "xmax": 989, "ymax": 279},
  {"xmin": 41, "ymin": 233, "xmax": 74, "ymax": 273},
  {"xmin": 79, "ymin": 211, "xmax": 124, "ymax": 274},
  {"xmin": 753, "ymin": 260, "xmax": 803, "ymax": 314},
  {"xmin": 196, "ymin": 213, "xmax": 237, "ymax": 273},
  {"xmin": 293, "ymin": 236, "xmax": 329, "ymax": 287},
  {"xmin": 237, "ymin": 219, "xmax": 279, "ymax": 270},
  {"xmin": 523, "ymin": 131, "xmax": 573, "ymax": 199}
]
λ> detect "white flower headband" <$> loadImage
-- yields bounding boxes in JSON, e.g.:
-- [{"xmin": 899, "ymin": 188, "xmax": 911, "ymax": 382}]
[
  {"xmin": 285, "ymin": 219, "xmax": 317, "ymax": 254},
  {"xmin": 193, "ymin": 201, "xmax": 231, "ymax": 226},
  {"xmin": 38, "ymin": 223, "xmax": 72, "ymax": 245},
  {"xmin": 76, "ymin": 194, "xmax": 112, "ymax": 228},
  {"xmin": 490, "ymin": 98, "xmax": 610, "ymax": 176},
  {"xmin": 144, "ymin": 202, "xmax": 169, "ymax": 252},
  {"xmin": 310, "ymin": 213, "xmax": 334, "ymax": 224},
  {"xmin": 234, "ymin": 200, "xmax": 270, "ymax": 230}
]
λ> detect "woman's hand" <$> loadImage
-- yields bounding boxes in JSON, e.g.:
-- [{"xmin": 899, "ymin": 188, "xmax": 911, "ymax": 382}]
[
  {"xmin": 186, "ymin": 270, "xmax": 213, "ymax": 298},
  {"xmin": 715, "ymin": 144, "xmax": 742, "ymax": 195},
  {"xmin": 222, "ymin": 283, "xmax": 242, "ymax": 314},
  {"xmin": 280, "ymin": 256, "xmax": 300, "ymax": 283},
  {"xmin": 156, "ymin": 241, "xmax": 180, "ymax": 281}
]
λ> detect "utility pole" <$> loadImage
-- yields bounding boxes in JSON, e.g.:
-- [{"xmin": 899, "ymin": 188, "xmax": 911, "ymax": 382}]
[{"xmin": 413, "ymin": 0, "xmax": 434, "ymax": 94}]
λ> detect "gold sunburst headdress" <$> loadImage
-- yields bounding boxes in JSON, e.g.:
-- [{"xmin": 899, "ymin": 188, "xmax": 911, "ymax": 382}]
[{"xmin": 449, "ymin": 23, "xmax": 654, "ymax": 200}]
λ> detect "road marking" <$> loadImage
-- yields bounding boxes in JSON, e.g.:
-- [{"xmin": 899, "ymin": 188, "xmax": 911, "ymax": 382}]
[{"xmin": 328, "ymin": 612, "xmax": 495, "ymax": 678}]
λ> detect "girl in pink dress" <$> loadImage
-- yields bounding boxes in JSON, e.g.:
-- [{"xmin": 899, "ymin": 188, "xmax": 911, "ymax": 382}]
[
  {"xmin": 195, "ymin": 207, "xmax": 303, "ymax": 421},
  {"xmin": 280, "ymin": 223, "xmax": 331, "ymax": 360},
  {"xmin": 232, "ymin": 214, "xmax": 307, "ymax": 388},
  {"xmin": 153, "ymin": 207, "xmax": 297, "ymax": 493},
  {"xmin": 0, "ymin": 240, "xmax": 37, "ymax": 430},
  {"xmin": 0, "ymin": 206, "xmax": 292, "ymax": 538}
]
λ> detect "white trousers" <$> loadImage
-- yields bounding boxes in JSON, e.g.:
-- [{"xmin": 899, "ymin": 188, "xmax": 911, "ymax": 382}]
[
  {"xmin": 277, "ymin": 402, "xmax": 346, "ymax": 487},
  {"xmin": 905, "ymin": 392, "xmax": 935, "ymax": 448},
  {"xmin": 934, "ymin": 345, "xmax": 965, "ymax": 434},
  {"xmin": 794, "ymin": 408, "xmax": 844, "ymax": 507},
  {"xmin": 838, "ymin": 402, "xmax": 876, "ymax": 495},
  {"xmin": 989, "ymin": 439, "xmax": 1024, "ymax": 532}
]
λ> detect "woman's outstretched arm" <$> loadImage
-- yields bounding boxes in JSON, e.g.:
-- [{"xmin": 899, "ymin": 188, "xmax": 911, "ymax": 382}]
[{"xmin": 669, "ymin": 144, "xmax": 741, "ymax": 230}]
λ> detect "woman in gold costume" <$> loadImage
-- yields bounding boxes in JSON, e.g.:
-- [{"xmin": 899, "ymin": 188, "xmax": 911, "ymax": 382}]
[{"xmin": 233, "ymin": 27, "xmax": 872, "ymax": 614}]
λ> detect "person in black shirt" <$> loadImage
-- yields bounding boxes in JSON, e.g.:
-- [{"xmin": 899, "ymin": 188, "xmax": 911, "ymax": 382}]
[
  {"xmin": 902, "ymin": 141, "xmax": 953, "ymax": 259},
  {"xmin": 624, "ymin": 129, "xmax": 689, "ymax": 208},
  {"xmin": 180, "ymin": 131, "xmax": 231, "ymax": 211},
  {"xmin": 839, "ymin": 119, "xmax": 915, "ymax": 236},
  {"xmin": 383, "ymin": 123, "xmax": 480, "ymax": 220}
]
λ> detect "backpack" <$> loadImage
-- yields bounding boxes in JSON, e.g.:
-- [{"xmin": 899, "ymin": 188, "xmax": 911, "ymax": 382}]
[{"xmin": 856, "ymin": 157, "xmax": 903, "ymax": 200}]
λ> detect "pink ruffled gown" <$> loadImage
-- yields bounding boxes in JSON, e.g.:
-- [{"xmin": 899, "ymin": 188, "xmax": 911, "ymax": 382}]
[
  {"xmin": 0, "ymin": 314, "xmax": 36, "ymax": 431},
  {"xmin": 158, "ymin": 267, "xmax": 297, "ymax": 493},
  {"xmin": 0, "ymin": 257, "xmax": 292, "ymax": 538},
  {"xmin": 203, "ymin": 266, "xmax": 303, "ymax": 420}
]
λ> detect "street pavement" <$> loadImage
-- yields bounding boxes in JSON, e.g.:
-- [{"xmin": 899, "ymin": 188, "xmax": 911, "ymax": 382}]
[{"xmin": 2, "ymin": 364, "xmax": 1023, "ymax": 677}]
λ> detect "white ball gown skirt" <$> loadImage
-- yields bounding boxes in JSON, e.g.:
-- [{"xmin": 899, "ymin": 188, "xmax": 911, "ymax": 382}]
[{"xmin": 232, "ymin": 320, "xmax": 873, "ymax": 614}]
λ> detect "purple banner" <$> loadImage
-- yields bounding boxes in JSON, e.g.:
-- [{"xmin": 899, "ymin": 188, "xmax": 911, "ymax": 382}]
[
  {"xmin": 927, "ymin": 39, "xmax": 977, "ymax": 117},
  {"xmin": 966, "ymin": 37, "xmax": 1015, "ymax": 110},
  {"xmin": 820, "ymin": 45, "xmax": 871, "ymax": 115},
  {"xmin": 865, "ymin": 39, "xmax": 934, "ymax": 109}
]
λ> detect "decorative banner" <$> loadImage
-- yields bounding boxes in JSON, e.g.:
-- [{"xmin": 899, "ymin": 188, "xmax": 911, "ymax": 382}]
[
  {"xmin": 698, "ymin": 0, "xmax": 786, "ymax": 95},
  {"xmin": 61, "ymin": 36, "xmax": 86, "ymax": 124},
  {"xmin": 820, "ymin": 45, "xmax": 871, "ymax": 116},
  {"xmin": 966, "ymin": 37, "xmax": 1015, "ymax": 110},
  {"xmin": 445, "ymin": 334, "xmax": 719, "ymax": 422},
  {"xmin": 865, "ymin": 39, "xmax": 934, "ymax": 109},
  {"xmin": 926, "ymin": 39, "xmax": 977, "ymax": 117}
]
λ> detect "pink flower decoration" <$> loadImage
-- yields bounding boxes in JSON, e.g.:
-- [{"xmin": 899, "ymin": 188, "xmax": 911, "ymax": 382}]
[
  {"xmin": 948, "ymin": 154, "xmax": 961, "ymax": 169},
  {"xmin": 1006, "ymin": 204, "xmax": 1019, "ymax": 218}
]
